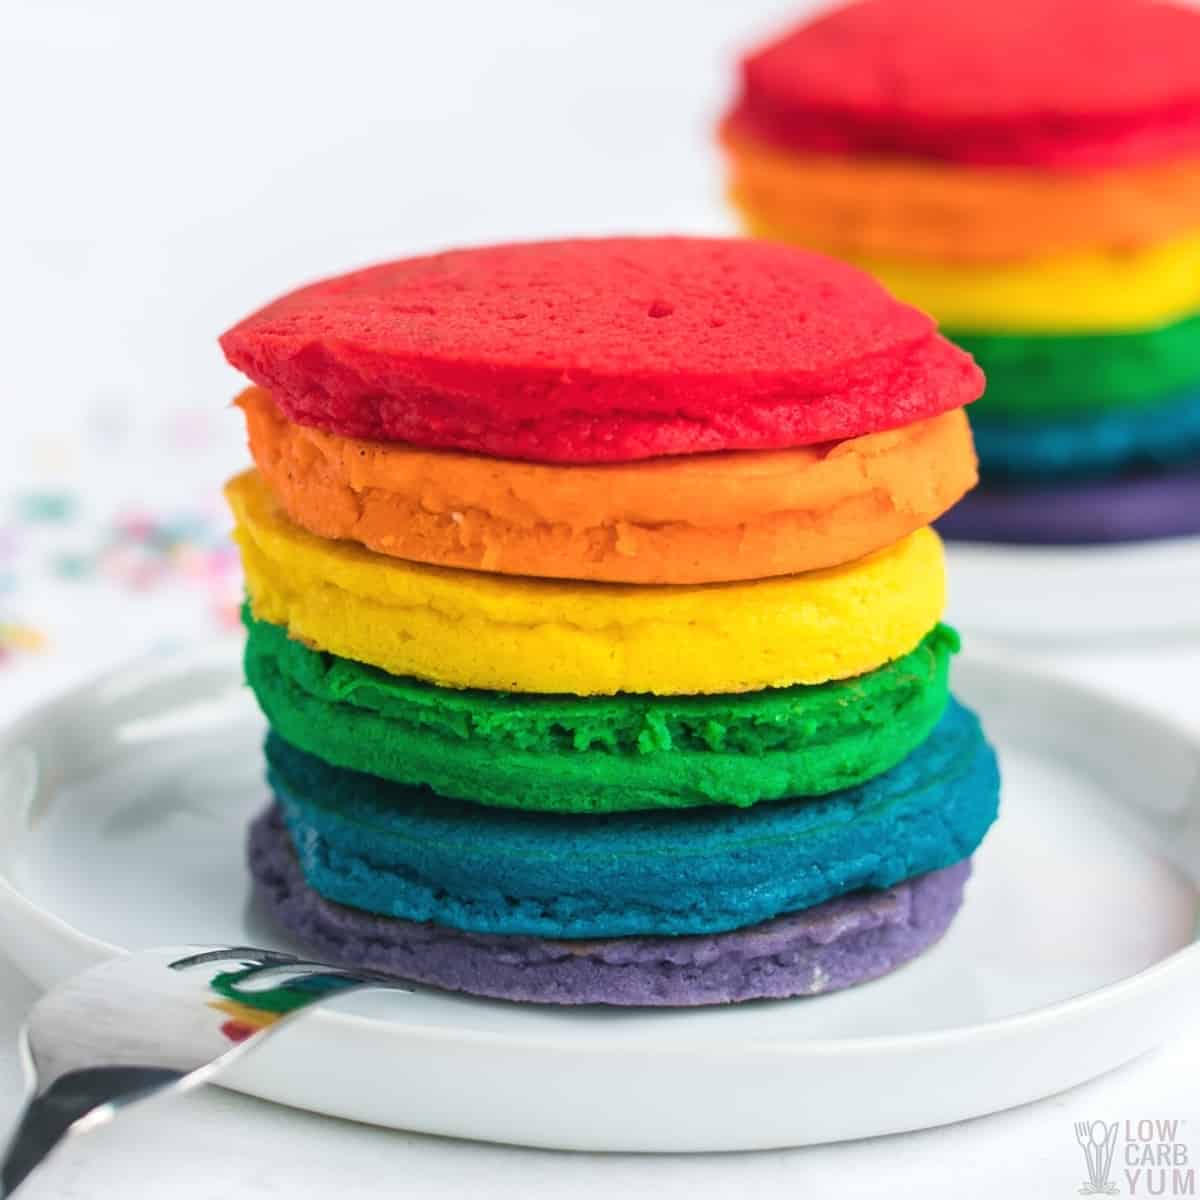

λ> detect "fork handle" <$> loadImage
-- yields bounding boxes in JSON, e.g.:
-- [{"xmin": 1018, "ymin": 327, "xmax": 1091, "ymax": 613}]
[{"xmin": 1, "ymin": 1067, "xmax": 182, "ymax": 1198}]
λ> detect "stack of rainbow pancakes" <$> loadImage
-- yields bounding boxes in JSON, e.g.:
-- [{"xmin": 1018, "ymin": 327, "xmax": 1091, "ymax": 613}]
[
  {"xmin": 222, "ymin": 236, "xmax": 1001, "ymax": 1006},
  {"xmin": 722, "ymin": 0, "xmax": 1200, "ymax": 544}
]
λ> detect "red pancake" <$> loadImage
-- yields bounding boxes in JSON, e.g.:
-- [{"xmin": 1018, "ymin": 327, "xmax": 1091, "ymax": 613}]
[
  {"xmin": 727, "ymin": 0, "xmax": 1200, "ymax": 168},
  {"xmin": 219, "ymin": 237, "xmax": 981, "ymax": 464}
]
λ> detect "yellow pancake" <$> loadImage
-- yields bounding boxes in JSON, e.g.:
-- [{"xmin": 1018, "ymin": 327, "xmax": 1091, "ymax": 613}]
[
  {"xmin": 226, "ymin": 470, "xmax": 945, "ymax": 696},
  {"xmin": 743, "ymin": 214, "xmax": 1200, "ymax": 333}
]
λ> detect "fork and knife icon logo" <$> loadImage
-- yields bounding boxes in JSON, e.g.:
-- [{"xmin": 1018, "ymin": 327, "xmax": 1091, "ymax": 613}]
[{"xmin": 1076, "ymin": 1120, "xmax": 1120, "ymax": 1195}]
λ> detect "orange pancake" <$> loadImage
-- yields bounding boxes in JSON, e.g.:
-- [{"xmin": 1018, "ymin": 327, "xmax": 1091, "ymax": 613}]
[
  {"xmin": 722, "ymin": 124, "xmax": 1200, "ymax": 264},
  {"xmin": 238, "ymin": 388, "xmax": 977, "ymax": 584}
]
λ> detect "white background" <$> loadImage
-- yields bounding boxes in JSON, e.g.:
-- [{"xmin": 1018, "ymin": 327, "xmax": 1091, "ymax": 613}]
[{"xmin": 1, "ymin": 1, "xmax": 1199, "ymax": 1196}]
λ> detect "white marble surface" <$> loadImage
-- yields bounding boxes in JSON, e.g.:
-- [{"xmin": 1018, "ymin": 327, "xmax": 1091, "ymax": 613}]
[{"xmin": 1, "ymin": 0, "xmax": 1199, "ymax": 1195}]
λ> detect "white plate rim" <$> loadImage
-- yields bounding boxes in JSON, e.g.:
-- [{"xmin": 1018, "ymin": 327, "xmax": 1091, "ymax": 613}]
[{"xmin": 945, "ymin": 535, "xmax": 1200, "ymax": 643}]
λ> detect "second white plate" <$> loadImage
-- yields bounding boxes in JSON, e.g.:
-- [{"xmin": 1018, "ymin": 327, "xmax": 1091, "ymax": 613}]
[
  {"xmin": 946, "ymin": 536, "xmax": 1200, "ymax": 642},
  {"xmin": 0, "ymin": 646, "xmax": 1198, "ymax": 1151}
]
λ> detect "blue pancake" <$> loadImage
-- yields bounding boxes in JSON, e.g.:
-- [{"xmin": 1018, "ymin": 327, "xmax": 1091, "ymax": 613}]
[
  {"xmin": 972, "ymin": 387, "xmax": 1200, "ymax": 479},
  {"xmin": 249, "ymin": 807, "xmax": 974, "ymax": 1006},
  {"xmin": 265, "ymin": 698, "xmax": 1000, "ymax": 939}
]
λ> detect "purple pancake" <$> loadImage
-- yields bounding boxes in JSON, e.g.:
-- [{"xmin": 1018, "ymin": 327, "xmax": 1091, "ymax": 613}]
[
  {"xmin": 248, "ymin": 807, "xmax": 970, "ymax": 1006},
  {"xmin": 938, "ymin": 463, "xmax": 1200, "ymax": 545}
]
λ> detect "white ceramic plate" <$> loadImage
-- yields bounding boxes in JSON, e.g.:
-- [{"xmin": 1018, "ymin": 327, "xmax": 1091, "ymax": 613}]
[
  {"xmin": 0, "ymin": 646, "xmax": 1198, "ymax": 1152},
  {"xmin": 946, "ymin": 537, "xmax": 1200, "ymax": 643}
]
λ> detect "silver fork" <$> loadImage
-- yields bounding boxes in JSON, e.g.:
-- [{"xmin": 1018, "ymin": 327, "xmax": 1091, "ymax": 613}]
[{"xmin": 0, "ymin": 946, "xmax": 409, "ymax": 1197}]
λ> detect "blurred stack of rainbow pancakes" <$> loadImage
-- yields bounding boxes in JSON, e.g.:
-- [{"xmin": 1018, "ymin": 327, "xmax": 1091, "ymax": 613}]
[
  {"xmin": 723, "ymin": 0, "xmax": 1200, "ymax": 544},
  {"xmin": 222, "ymin": 236, "xmax": 999, "ymax": 1006}
]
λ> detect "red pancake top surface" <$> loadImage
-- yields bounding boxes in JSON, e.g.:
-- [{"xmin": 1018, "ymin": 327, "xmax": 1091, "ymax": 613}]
[
  {"xmin": 725, "ymin": 0, "xmax": 1200, "ymax": 168},
  {"xmin": 220, "ymin": 237, "xmax": 981, "ymax": 464}
]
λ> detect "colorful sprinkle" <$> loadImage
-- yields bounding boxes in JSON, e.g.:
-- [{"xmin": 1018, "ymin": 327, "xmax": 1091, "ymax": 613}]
[
  {"xmin": 31, "ymin": 436, "xmax": 77, "ymax": 474},
  {"xmin": 0, "ymin": 622, "xmax": 47, "ymax": 651},
  {"xmin": 165, "ymin": 408, "xmax": 221, "ymax": 451},
  {"xmin": 43, "ymin": 504, "xmax": 242, "ymax": 632},
  {"xmin": 0, "ymin": 621, "xmax": 48, "ymax": 667},
  {"xmin": 86, "ymin": 399, "xmax": 131, "ymax": 447},
  {"xmin": 51, "ymin": 552, "xmax": 91, "ymax": 580},
  {"xmin": 15, "ymin": 491, "xmax": 77, "ymax": 523}
]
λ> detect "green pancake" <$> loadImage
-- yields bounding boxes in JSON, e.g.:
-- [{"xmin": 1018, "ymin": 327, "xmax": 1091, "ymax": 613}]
[
  {"xmin": 243, "ymin": 611, "xmax": 957, "ymax": 814},
  {"xmin": 952, "ymin": 312, "xmax": 1200, "ymax": 422}
]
